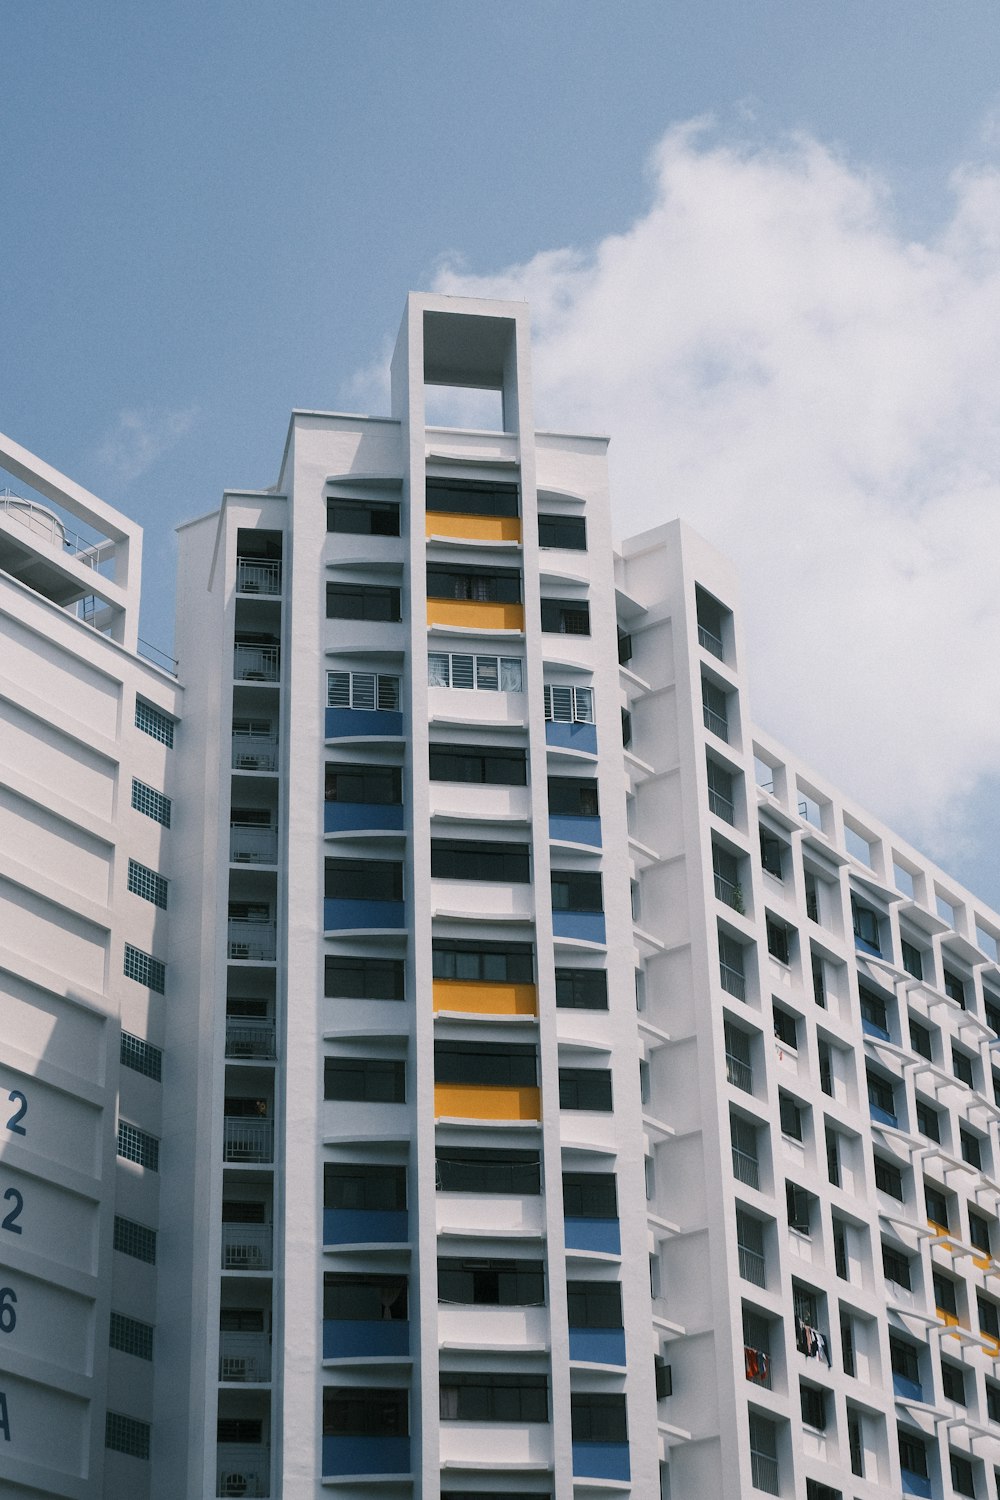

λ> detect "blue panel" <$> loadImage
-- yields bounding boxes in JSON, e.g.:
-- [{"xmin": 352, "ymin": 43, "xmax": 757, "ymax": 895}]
[
  {"xmin": 854, "ymin": 935, "xmax": 882, "ymax": 957},
  {"xmin": 869, "ymin": 1103, "xmax": 898, "ymax": 1127},
  {"xmin": 549, "ymin": 815, "xmax": 602, "ymax": 847},
  {"xmin": 323, "ymin": 1208, "xmax": 409, "ymax": 1245},
  {"xmin": 545, "ymin": 721, "xmax": 597, "ymax": 754},
  {"xmin": 322, "ymin": 1435, "xmax": 410, "ymax": 1477},
  {"xmin": 572, "ymin": 1442, "xmax": 631, "ymax": 1481},
  {"xmin": 893, "ymin": 1372, "xmax": 923, "ymax": 1402},
  {"xmin": 326, "ymin": 707, "xmax": 403, "ymax": 739},
  {"xmin": 325, "ymin": 898, "xmax": 405, "ymax": 930},
  {"xmin": 862, "ymin": 1018, "xmax": 891, "ymax": 1040},
  {"xmin": 565, "ymin": 1217, "xmax": 621, "ymax": 1255},
  {"xmin": 900, "ymin": 1469, "xmax": 932, "ymax": 1499},
  {"xmin": 569, "ymin": 1327, "xmax": 627, "ymax": 1366},
  {"xmin": 323, "ymin": 1320, "xmax": 409, "ymax": 1359},
  {"xmin": 325, "ymin": 802, "xmax": 405, "ymax": 833},
  {"xmin": 552, "ymin": 910, "xmax": 606, "ymax": 944}
]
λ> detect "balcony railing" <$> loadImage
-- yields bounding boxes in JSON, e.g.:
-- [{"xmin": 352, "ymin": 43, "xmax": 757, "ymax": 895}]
[
  {"xmin": 221, "ymin": 1221, "xmax": 273, "ymax": 1271},
  {"xmin": 219, "ymin": 1331, "xmax": 271, "ymax": 1384},
  {"xmin": 732, "ymin": 1147, "xmax": 760, "ymax": 1189},
  {"xmin": 230, "ymin": 826, "xmax": 278, "ymax": 864},
  {"xmin": 698, "ymin": 624, "xmax": 725, "ymax": 660},
  {"xmin": 223, "ymin": 1117, "xmax": 274, "ymax": 1164},
  {"xmin": 237, "ymin": 558, "xmax": 281, "ymax": 595},
  {"xmin": 232, "ymin": 736, "xmax": 278, "ymax": 772},
  {"xmin": 234, "ymin": 644, "xmax": 280, "ymax": 682},
  {"xmin": 228, "ymin": 921, "xmax": 277, "ymax": 962},
  {"xmin": 738, "ymin": 1243, "xmax": 766, "ymax": 1287},
  {"xmin": 226, "ymin": 1018, "xmax": 276, "ymax": 1060},
  {"xmin": 1, "ymin": 490, "xmax": 116, "ymax": 570},
  {"xmin": 720, "ymin": 963, "xmax": 746, "ymax": 1000},
  {"xmin": 714, "ymin": 873, "xmax": 743, "ymax": 911},
  {"xmin": 726, "ymin": 1053, "xmax": 753, "ymax": 1093},
  {"xmin": 750, "ymin": 1449, "xmax": 779, "ymax": 1495},
  {"xmin": 217, "ymin": 1444, "xmax": 270, "ymax": 1497},
  {"xmin": 703, "ymin": 705, "xmax": 729, "ymax": 741},
  {"xmin": 708, "ymin": 786, "xmax": 735, "ymax": 823}
]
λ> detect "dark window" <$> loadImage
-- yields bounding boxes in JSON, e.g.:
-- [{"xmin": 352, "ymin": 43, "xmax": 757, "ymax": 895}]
[
  {"xmin": 811, "ymin": 953, "xmax": 826, "ymax": 1008},
  {"xmin": 866, "ymin": 1069, "xmax": 896, "ymax": 1119},
  {"xmin": 621, "ymin": 706, "xmax": 632, "ymax": 747},
  {"xmin": 848, "ymin": 1413, "xmax": 864, "ymax": 1476},
  {"xmin": 779, "ymin": 1093, "xmax": 803, "ymax": 1140},
  {"xmin": 222, "ymin": 1200, "xmax": 266, "ymax": 1223},
  {"xmin": 891, "ymin": 1338, "xmax": 920, "ymax": 1384},
  {"xmin": 324, "ymin": 1273, "xmax": 407, "ymax": 1321},
  {"xmin": 800, "ymin": 1383, "xmax": 827, "ymax": 1431},
  {"xmin": 942, "ymin": 1363, "xmax": 966, "ymax": 1404},
  {"xmin": 566, "ymin": 1281, "xmax": 623, "ymax": 1328},
  {"xmin": 805, "ymin": 1483, "xmax": 841, "ymax": 1500},
  {"xmin": 434, "ymin": 1042, "xmax": 537, "ymax": 1087},
  {"xmin": 324, "ymin": 1164, "xmax": 406, "ymax": 1211},
  {"xmin": 326, "ymin": 583, "xmax": 401, "ymax": 621},
  {"xmin": 218, "ymin": 1418, "xmax": 262, "ymax": 1444},
  {"xmin": 859, "ymin": 985, "xmax": 889, "ymax": 1036},
  {"xmin": 555, "ymin": 967, "xmax": 608, "ymax": 1010},
  {"xmin": 961, "ymin": 1129, "xmax": 982, "ymax": 1168},
  {"xmin": 563, "ymin": 1172, "xmax": 617, "ymax": 1219},
  {"xmin": 760, "ymin": 833, "xmax": 783, "ymax": 878},
  {"xmin": 538, "ymin": 514, "xmax": 587, "ymax": 550},
  {"xmin": 926, "ymin": 1185, "xmax": 950, "ymax": 1229},
  {"xmin": 943, "ymin": 968, "xmax": 967, "ymax": 1008},
  {"xmin": 916, "ymin": 1100, "xmax": 940, "ymax": 1142},
  {"xmin": 901, "ymin": 939, "xmax": 923, "ymax": 980},
  {"xmin": 833, "ymin": 1221, "xmax": 848, "ymax": 1277},
  {"xmin": 427, "ymin": 566, "xmax": 521, "ymax": 604},
  {"xmin": 883, "ymin": 1243, "xmax": 912, "ymax": 1289},
  {"xmin": 436, "ymin": 1149, "xmax": 540, "ymax": 1194},
  {"xmin": 324, "ymin": 1058, "xmax": 406, "ymax": 1103},
  {"xmin": 707, "ymin": 756, "xmax": 735, "ymax": 822},
  {"xmin": 431, "ymin": 840, "xmax": 530, "ymax": 883},
  {"xmin": 220, "ymin": 1308, "xmax": 265, "ymax": 1333},
  {"xmin": 851, "ymin": 896, "xmax": 881, "ymax": 954},
  {"xmin": 986, "ymin": 1380, "xmax": 1000, "ymax": 1422},
  {"xmin": 804, "ymin": 871, "xmax": 819, "ymax": 921},
  {"xmin": 986, "ymin": 999, "xmax": 1000, "ymax": 1035},
  {"xmin": 540, "ymin": 598, "xmax": 590, "ymax": 635},
  {"xmin": 617, "ymin": 630, "xmax": 632, "ymax": 664},
  {"xmin": 953, "ymin": 1046, "xmax": 975, "ymax": 1087},
  {"xmin": 773, "ymin": 1007, "xmax": 798, "ymax": 1048},
  {"xmin": 437, "ymin": 1258, "xmax": 544, "ymax": 1307},
  {"xmin": 766, "ymin": 918, "xmax": 790, "ymax": 964},
  {"xmin": 702, "ymin": 677, "xmax": 729, "ymax": 739},
  {"xmin": 325, "ymin": 765, "xmax": 402, "ymax": 804},
  {"xmin": 325, "ymin": 956, "xmax": 405, "ymax": 1000},
  {"xmin": 551, "ymin": 870, "xmax": 603, "ymax": 912},
  {"xmin": 327, "ymin": 498, "xmax": 400, "ymax": 535},
  {"xmin": 842, "ymin": 1312, "xmax": 857, "ymax": 1378},
  {"xmin": 979, "ymin": 1296, "xmax": 1000, "ymax": 1339},
  {"xmin": 786, "ymin": 1182, "xmax": 812, "ymax": 1234},
  {"xmin": 558, "ymin": 1068, "xmax": 613, "ymax": 1112},
  {"xmin": 426, "ymin": 477, "xmax": 519, "ymax": 518},
  {"xmin": 570, "ymin": 1393, "xmax": 627, "ymax": 1443},
  {"xmin": 950, "ymin": 1454, "xmax": 975, "ymax": 1497},
  {"xmin": 433, "ymin": 941, "xmax": 534, "ymax": 984},
  {"xmin": 430, "ymin": 745, "xmax": 527, "ymax": 786},
  {"xmin": 933, "ymin": 1272, "xmax": 958, "ymax": 1317},
  {"xmin": 439, "ymin": 1373, "xmax": 548, "ymax": 1423},
  {"xmin": 874, "ymin": 1156, "xmax": 903, "ymax": 1199},
  {"xmin": 654, "ymin": 1355, "xmax": 672, "ymax": 1399},
  {"xmin": 325, "ymin": 858, "xmax": 403, "ymax": 901},
  {"xmin": 548, "ymin": 777, "xmax": 599, "ymax": 816},
  {"xmin": 323, "ymin": 1387, "xmax": 408, "ymax": 1436},
  {"xmin": 909, "ymin": 1018, "xmax": 933, "ymax": 1060},
  {"xmin": 898, "ymin": 1432, "xmax": 927, "ymax": 1479},
  {"xmin": 695, "ymin": 586, "xmax": 726, "ymax": 659},
  {"xmin": 969, "ymin": 1211, "xmax": 992, "ymax": 1256}
]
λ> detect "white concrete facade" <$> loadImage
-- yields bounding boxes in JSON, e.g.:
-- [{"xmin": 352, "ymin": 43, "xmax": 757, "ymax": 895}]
[{"xmin": 5, "ymin": 293, "xmax": 1000, "ymax": 1500}]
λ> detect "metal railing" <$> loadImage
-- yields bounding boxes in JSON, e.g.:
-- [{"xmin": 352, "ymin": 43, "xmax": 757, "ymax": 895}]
[
  {"xmin": 217, "ymin": 1445, "xmax": 270, "ymax": 1497},
  {"xmin": 226, "ymin": 1018, "xmax": 276, "ymax": 1060},
  {"xmin": 223, "ymin": 1117, "xmax": 273, "ymax": 1163},
  {"xmin": 720, "ymin": 963, "xmax": 746, "ymax": 1000},
  {"xmin": 698, "ymin": 624, "xmax": 724, "ymax": 660},
  {"xmin": 750, "ymin": 1449, "xmax": 779, "ymax": 1495},
  {"xmin": 726, "ymin": 1053, "xmax": 753, "ymax": 1093},
  {"xmin": 232, "ymin": 737, "xmax": 279, "ymax": 772},
  {"xmin": 1, "ymin": 491, "xmax": 115, "ymax": 570},
  {"xmin": 230, "ymin": 827, "xmax": 278, "ymax": 864},
  {"xmin": 708, "ymin": 787, "xmax": 735, "ymax": 823},
  {"xmin": 714, "ymin": 873, "xmax": 743, "ymax": 911},
  {"xmin": 219, "ymin": 1332, "xmax": 271, "ymax": 1384},
  {"xmin": 228, "ymin": 921, "xmax": 277, "ymax": 962},
  {"xmin": 234, "ymin": 644, "xmax": 280, "ymax": 682},
  {"xmin": 221, "ymin": 1221, "xmax": 273, "ymax": 1270},
  {"xmin": 732, "ymin": 1147, "xmax": 760, "ymax": 1189},
  {"xmin": 703, "ymin": 704, "xmax": 729, "ymax": 741},
  {"xmin": 738, "ymin": 1243, "xmax": 767, "ymax": 1287},
  {"xmin": 237, "ymin": 558, "xmax": 281, "ymax": 595}
]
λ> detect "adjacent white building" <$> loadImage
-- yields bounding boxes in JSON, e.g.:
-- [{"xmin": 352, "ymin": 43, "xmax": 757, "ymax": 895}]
[{"xmin": 4, "ymin": 292, "xmax": 1000, "ymax": 1500}]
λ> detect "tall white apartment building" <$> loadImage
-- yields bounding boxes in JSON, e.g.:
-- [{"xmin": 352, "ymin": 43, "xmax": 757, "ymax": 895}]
[{"xmin": 5, "ymin": 292, "xmax": 1000, "ymax": 1500}]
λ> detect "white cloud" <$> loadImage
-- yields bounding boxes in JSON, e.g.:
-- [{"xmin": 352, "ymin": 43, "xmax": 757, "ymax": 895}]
[
  {"xmin": 427, "ymin": 122, "xmax": 1000, "ymax": 882},
  {"xmin": 94, "ymin": 404, "xmax": 197, "ymax": 489}
]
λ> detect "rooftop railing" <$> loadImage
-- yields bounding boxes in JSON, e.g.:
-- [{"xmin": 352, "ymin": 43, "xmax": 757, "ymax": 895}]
[{"xmin": 1, "ymin": 490, "xmax": 115, "ymax": 570}]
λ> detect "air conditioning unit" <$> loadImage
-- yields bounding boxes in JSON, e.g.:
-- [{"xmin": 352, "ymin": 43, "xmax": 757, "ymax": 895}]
[
  {"xmin": 224, "ymin": 1242, "xmax": 262, "ymax": 1270},
  {"xmin": 220, "ymin": 1470, "xmax": 250, "ymax": 1496},
  {"xmin": 221, "ymin": 1355, "xmax": 255, "ymax": 1382}
]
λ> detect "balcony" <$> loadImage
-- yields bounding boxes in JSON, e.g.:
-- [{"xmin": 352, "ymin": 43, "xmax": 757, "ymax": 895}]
[
  {"xmin": 552, "ymin": 910, "xmax": 606, "ymax": 944},
  {"xmin": 237, "ymin": 558, "xmax": 281, "ymax": 595},
  {"xmin": 720, "ymin": 963, "xmax": 746, "ymax": 1000},
  {"xmin": 549, "ymin": 814, "xmax": 601, "ymax": 848},
  {"xmin": 434, "ymin": 1084, "xmax": 541, "ymax": 1122},
  {"xmin": 221, "ymin": 1222, "xmax": 273, "ymax": 1271},
  {"xmin": 324, "ymin": 801, "xmax": 405, "ymax": 834},
  {"xmin": 698, "ymin": 623, "xmax": 725, "ymax": 660},
  {"xmin": 228, "ymin": 922, "xmax": 277, "ymax": 962},
  {"xmin": 703, "ymin": 704, "xmax": 729, "ymax": 741},
  {"xmin": 223, "ymin": 1118, "xmax": 274, "ymax": 1164},
  {"xmin": 750, "ymin": 1449, "xmax": 779, "ymax": 1495},
  {"xmin": 324, "ymin": 897, "xmax": 405, "ymax": 931},
  {"xmin": 744, "ymin": 1345, "xmax": 771, "ymax": 1388},
  {"xmin": 726, "ymin": 1053, "xmax": 753, "ymax": 1093},
  {"xmin": 572, "ymin": 1443, "xmax": 630, "ymax": 1482},
  {"xmin": 234, "ymin": 644, "xmax": 280, "ymax": 683},
  {"xmin": 323, "ymin": 1319, "xmax": 409, "ymax": 1359},
  {"xmin": 323, "ymin": 1208, "xmax": 408, "ymax": 1246},
  {"xmin": 565, "ymin": 1216, "xmax": 621, "ymax": 1255},
  {"xmin": 232, "ymin": 736, "xmax": 278, "ymax": 773},
  {"xmin": 219, "ymin": 1332, "xmax": 271, "ymax": 1384},
  {"xmin": 714, "ymin": 872, "xmax": 744, "ymax": 912},
  {"xmin": 708, "ymin": 786, "xmax": 735, "ymax": 823},
  {"xmin": 230, "ymin": 826, "xmax": 278, "ymax": 865},
  {"xmin": 738, "ymin": 1243, "xmax": 766, "ymax": 1287},
  {"xmin": 568, "ymin": 1328, "xmax": 627, "ymax": 1366},
  {"xmin": 545, "ymin": 719, "xmax": 597, "ymax": 755},
  {"xmin": 322, "ymin": 1435, "xmax": 410, "ymax": 1478},
  {"xmin": 425, "ymin": 511, "xmax": 521, "ymax": 543},
  {"xmin": 432, "ymin": 979, "xmax": 537, "ymax": 1017},
  {"xmin": 732, "ymin": 1147, "xmax": 760, "ymax": 1189},
  {"xmin": 427, "ymin": 598, "xmax": 524, "ymax": 632},
  {"xmin": 225, "ymin": 1018, "xmax": 276, "ymax": 1061},
  {"xmin": 217, "ymin": 1445, "xmax": 270, "ymax": 1497}
]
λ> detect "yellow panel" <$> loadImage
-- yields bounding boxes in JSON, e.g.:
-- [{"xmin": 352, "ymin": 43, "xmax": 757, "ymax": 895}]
[
  {"xmin": 974, "ymin": 1253, "xmax": 992, "ymax": 1272},
  {"xmin": 983, "ymin": 1332, "xmax": 1000, "ymax": 1357},
  {"xmin": 433, "ymin": 980, "xmax": 537, "ymax": 1016},
  {"xmin": 936, "ymin": 1309, "xmax": 960, "ymax": 1328},
  {"xmin": 426, "ymin": 512, "xmax": 521, "ymax": 543},
  {"xmin": 434, "ymin": 1083, "xmax": 541, "ymax": 1121},
  {"xmin": 427, "ymin": 599, "xmax": 524, "ymax": 631}
]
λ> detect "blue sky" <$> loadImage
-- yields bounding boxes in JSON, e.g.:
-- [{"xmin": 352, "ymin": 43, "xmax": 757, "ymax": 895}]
[{"xmin": 4, "ymin": 1, "xmax": 1000, "ymax": 907}]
